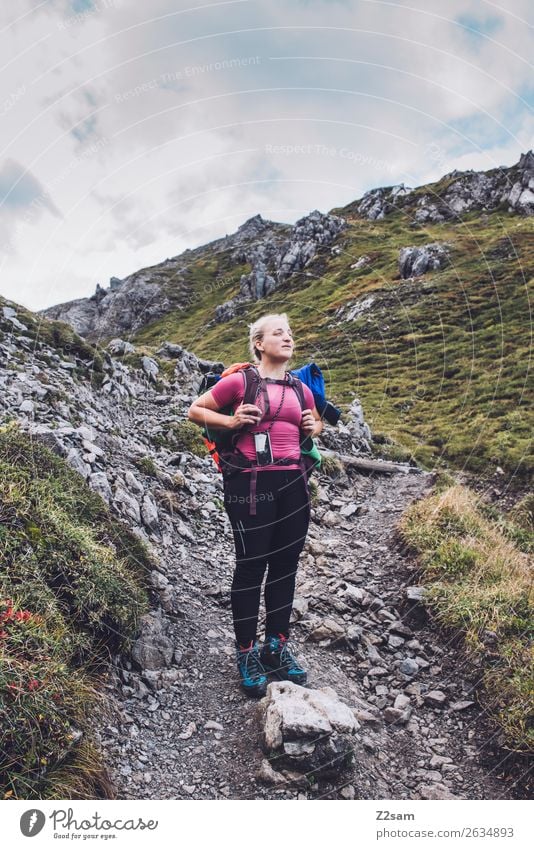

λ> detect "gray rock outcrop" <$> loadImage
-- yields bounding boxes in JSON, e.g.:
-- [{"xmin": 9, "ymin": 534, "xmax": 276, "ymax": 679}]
[
  {"xmin": 398, "ymin": 242, "xmax": 451, "ymax": 278},
  {"xmin": 39, "ymin": 215, "xmax": 288, "ymax": 341},
  {"xmin": 215, "ymin": 209, "xmax": 346, "ymax": 322},
  {"xmin": 38, "ymin": 153, "xmax": 533, "ymax": 344},
  {"xmin": 355, "ymin": 150, "xmax": 534, "ymax": 222},
  {"xmin": 357, "ymin": 184, "xmax": 413, "ymax": 220},
  {"xmin": 131, "ymin": 610, "xmax": 174, "ymax": 672}
]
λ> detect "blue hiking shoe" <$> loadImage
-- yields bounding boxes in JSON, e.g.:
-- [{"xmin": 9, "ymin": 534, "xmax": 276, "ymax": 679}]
[
  {"xmin": 260, "ymin": 633, "xmax": 307, "ymax": 686},
  {"xmin": 235, "ymin": 639, "xmax": 268, "ymax": 698}
]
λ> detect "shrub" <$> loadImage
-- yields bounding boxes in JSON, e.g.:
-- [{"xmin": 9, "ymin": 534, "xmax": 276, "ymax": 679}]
[{"xmin": 154, "ymin": 421, "xmax": 207, "ymax": 456}]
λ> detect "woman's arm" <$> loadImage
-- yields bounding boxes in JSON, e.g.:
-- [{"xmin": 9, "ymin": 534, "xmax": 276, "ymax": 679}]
[
  {"xmin": 300, "ymin": 405, "xmax": 323, "ymax": 439},
  {"xmin": 310, "ymin": 405, "xmax": 323, "ymax": 438},
  {"xmin": 187, "ymin": 390, "xmax": 262, "ymax": 431},
  {"xmin": 187, "ymin": 390, "xmax": 234, "ymax": 430}
]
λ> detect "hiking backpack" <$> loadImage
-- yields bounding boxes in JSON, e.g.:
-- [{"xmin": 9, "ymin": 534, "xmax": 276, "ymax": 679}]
[{"xmin": 198, "ymin": 362, "xmax": 322, "ymax": 479}]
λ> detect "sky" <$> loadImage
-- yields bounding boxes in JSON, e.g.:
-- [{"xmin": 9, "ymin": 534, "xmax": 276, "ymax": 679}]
[{"xmin": 0, "ymin": 0, "xmax": 532, "ymax": 312}]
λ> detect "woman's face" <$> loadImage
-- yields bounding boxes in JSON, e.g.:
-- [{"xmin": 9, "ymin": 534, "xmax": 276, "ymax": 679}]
[{"xmin": 258, "ymin": 320, "xmax": 294, "ymax": 361}]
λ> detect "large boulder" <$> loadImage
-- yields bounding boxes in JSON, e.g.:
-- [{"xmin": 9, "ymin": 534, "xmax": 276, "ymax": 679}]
[
  {"xmin": 131, "ymin": 610, "xmax": 175, "ymax": 672},
  {"xmin": 398, "ymin": 242, "xmax": 451, "ymax": 278},
  {"xmin": 258, "ymin": 681, "xmax": 359, "ymax": 780}
]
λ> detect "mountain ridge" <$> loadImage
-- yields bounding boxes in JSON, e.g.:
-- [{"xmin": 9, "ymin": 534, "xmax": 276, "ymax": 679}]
[{"xmin": 40, "ymin": 152, "xmax": 534, "ymax": 341}]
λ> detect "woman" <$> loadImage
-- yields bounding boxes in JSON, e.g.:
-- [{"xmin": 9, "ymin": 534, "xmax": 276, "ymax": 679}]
[{"xmin": 187, "ymin": 313, "xmax": 323, "ymax": 697}]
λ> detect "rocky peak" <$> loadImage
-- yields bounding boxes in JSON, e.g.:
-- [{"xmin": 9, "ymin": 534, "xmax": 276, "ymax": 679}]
[
  {"xmin": 350, "ymin": 150, "xmax": 534, "ymax": 223},
  {"xmin": 236, "ymin": 213, "xmax": 267, "ymax": 234},
  {"xmin": 518, "ymin": 150, "xmax": 534, "ymax": 171},
  {"xmin": 214, "ymin": 209, "xmax": 346, "ymax": 322}
]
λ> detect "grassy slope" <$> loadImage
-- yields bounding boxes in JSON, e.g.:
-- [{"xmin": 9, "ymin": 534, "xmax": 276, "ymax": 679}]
[
  {"xmin": 132, "ymin": 209, "xmax": 533, "ymax": 484},
  {"xmin": 0, "ymin": 425, "xmax": 152, "ymax": 799},
  {"xmin": 398, "ymin": 481, "xmax": 533, "ymax": 753}
]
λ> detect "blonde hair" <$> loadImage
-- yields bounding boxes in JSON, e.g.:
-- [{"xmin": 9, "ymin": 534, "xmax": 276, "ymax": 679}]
[{"xmin": 248, "ymin": 313, "xmax": 292, "ymax": 363}]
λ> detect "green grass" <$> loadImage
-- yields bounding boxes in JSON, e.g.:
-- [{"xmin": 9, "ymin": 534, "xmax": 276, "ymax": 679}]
[
  {"xmin": 0, "ymin": 422, "xmax": 152, "ymax": 799},
  {"xmin": 153, "ymin": 420, "xmax": 208, "ymax": 456},
  {"xmin": 134, "ymin": 456, "xmax": 159, "ymax": 478},
  {"xmin": 398, "ymin": 482, "xmax": 533, "ymax": 753}
]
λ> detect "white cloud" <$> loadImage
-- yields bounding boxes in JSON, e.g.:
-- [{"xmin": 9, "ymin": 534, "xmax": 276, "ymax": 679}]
[{"xmin": 0, "ymin": 0, "xmax": 531, "ymax": 311}]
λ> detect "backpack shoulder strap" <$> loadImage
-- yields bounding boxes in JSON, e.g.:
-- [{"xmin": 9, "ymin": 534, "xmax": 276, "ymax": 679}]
[
  {"xmin": 242, "ymin": 364, "xmax": 260, "ymax": 405},
  {"xmin": 242, "ymin": 364, "xmax": 272, "ymax": 417},
  {"xmin": 287, "ymin": 372, "xmax": 306, "ymax": 409}
]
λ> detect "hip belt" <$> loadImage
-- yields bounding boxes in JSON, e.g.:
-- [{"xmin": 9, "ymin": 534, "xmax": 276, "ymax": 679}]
[{"xmin": 220, "ymin": 450, "xmax": 311, "ymax": 516}]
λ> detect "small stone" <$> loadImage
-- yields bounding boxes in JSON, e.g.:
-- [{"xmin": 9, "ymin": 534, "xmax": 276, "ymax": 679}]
[
  {"xmin": 399, "ymin": 658, "xmax": 419, "ymax": 676},
  {"xmin": 150, "ymin": 570, "xmax": 169, "ymax": 590},
  {"xmin": 345, "ymin": 624, "xmax": 363, "ymax": 646},
  {"xmin": 141, "ymin": 493, "xmax": 160, "ymax": 532},
  {"xmin": 406, "ymin": 586, "xmax": 425, "ymax": 603},
  {"xmin": 142, "ymin": 356, "xmax": 159, "ymax": 381},
  {"xmin": 89, "ymin": 471, "xmax": 112, "ymax": 503},
  {"xmin": 368, "ymin": 666, "xmax": 388, "ymax": 677},
  {"xmin": 309, "ymin": 618, "xmax": 345, "ymax": 642},
  {"xmin": 66, "ymin": 448, "xmax": 91, "ymax": 480},
  {"xmin": 424, "ymin": 690, "xmax": 447, "ymax": 708},
  {"xmin": 418, "ymin": 783, "xmax": 459, "ymax": 800},
  {"xmin": 256, "ymin": 759, "xmax": 286, "ymax": 785},
  {"xmin": 344, "ymin": 585, "xmax": 365, "ymax": 605},
  {"xmin": 384, "ymin": 707, "xmax": 403, "ymax": 723},
  {"xmin": 449, "ymin": 700, "xmax": 475, "ymax": 712},
  {"xmin": 429, "ymin": 754, "xmax": 453, "ymax": 769},
  {"xmin": 178, "ymin": 721, "xmax": 197, "ymax": 740},
  {"xmin": 339, "ymin": 503, "xmax": 359, "ymax": 518},
  {"xmin": 291, "ymin": 596, "xmax": 309, "ymax": 621},
  {"xmin": 389, "ymin": 622, "xmax": 413, "ymax": 637},
  {"xmin": 339, "ymin": 784, "xmax": 356, "ymax": 799},
  {"xmin": 353, "ymin": 709, "xmax": 380, "ymax": 727}
]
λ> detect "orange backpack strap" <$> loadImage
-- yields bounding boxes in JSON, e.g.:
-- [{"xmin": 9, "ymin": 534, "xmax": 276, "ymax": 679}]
[{"xmin": 221, "ymin": 361, "xmax": 253, "ymax": 378}]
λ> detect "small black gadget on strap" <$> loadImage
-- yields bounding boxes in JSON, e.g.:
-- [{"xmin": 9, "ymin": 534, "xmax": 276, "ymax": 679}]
[{"xmin": 250, "ymin": 372, "xmax": 288, "ymax": 466}]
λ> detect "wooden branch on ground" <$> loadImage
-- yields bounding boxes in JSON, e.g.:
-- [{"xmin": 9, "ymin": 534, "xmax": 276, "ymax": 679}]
[{"xmin": 322, "ymin": 450, "xmax": 424, "ymax": 475}]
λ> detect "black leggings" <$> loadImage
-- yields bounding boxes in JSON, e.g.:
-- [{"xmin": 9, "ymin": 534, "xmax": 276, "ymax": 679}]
[{"xmin": 223, "ymin": 468, "xmax": 311, "ymax": 646}]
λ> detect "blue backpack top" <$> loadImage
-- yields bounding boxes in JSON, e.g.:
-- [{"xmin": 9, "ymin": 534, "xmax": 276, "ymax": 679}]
[{"xmin": 289, "ymin": 362, "xmax": 341, "ymax": 425}]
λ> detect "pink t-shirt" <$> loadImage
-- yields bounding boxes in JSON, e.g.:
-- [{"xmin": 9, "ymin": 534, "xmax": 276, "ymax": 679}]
[{"xmin": 209, "ymin": 371, "xmax": 315, "ymax": 472}]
